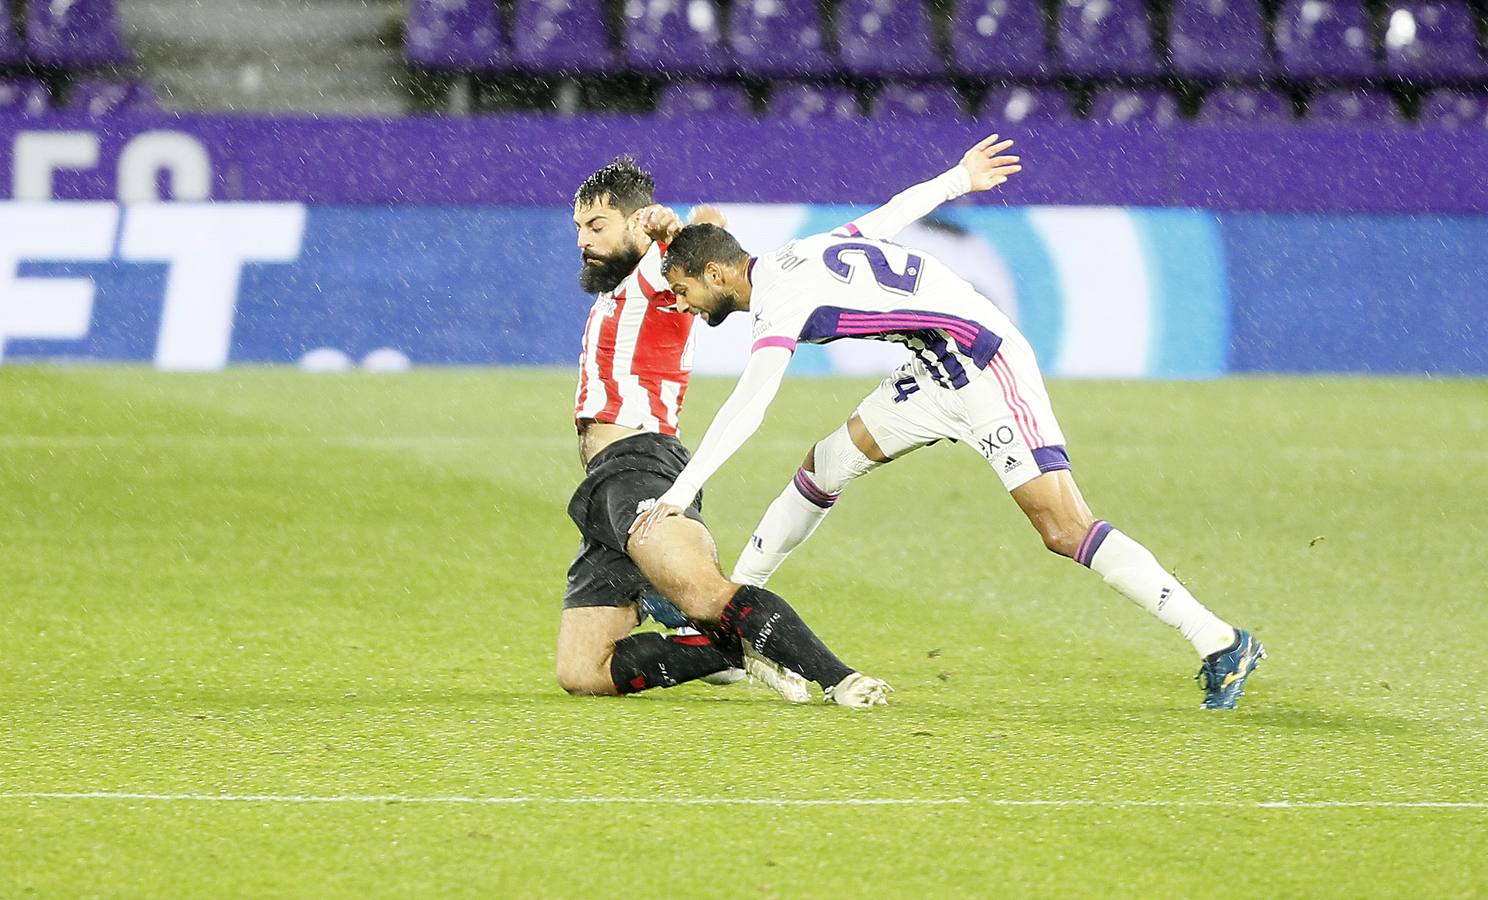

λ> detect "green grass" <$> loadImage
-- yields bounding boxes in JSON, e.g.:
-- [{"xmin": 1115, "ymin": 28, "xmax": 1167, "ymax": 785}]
[{"xmin": 1, "ymin": 367, "xmax": 1485, "ymax": 897}]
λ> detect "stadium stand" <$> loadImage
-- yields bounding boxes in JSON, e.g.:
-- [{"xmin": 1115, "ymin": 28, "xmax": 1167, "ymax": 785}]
[{"xmin": 3, "ymin": 0, "xmax": 1487, "ymax": 126}]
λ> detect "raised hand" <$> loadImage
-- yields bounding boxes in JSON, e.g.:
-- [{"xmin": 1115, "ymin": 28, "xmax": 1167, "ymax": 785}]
[
  {"xmin": 958, "ymin": 134, "xmax": 1022, "ymax": 192},
  {"xmin": 636, "ymin": 204, "xmax": 684, "ymax": 243}
]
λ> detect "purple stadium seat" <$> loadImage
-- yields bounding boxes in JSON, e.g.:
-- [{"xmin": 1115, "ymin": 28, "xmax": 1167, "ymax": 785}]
[
  {"xmin": 1088, "ymin": 87, "xmax": 1181, "ymax": 126},
  {"xmin": 727, "ymin": 0, "xmax": 833, "ymax": 77},
  {"xmin": 838, "ymin": 0, "xmax": 942, "ymax": 77},
  {"xmin": 952, "ymin": 0, "xmax": 1051, "ymax": 77},
  {"xmin": 872, "ymin": 84, "xmax": 967, "ymax": 118},
  {"xmin": 406, "ymin": 0, "xmax": 506, "ymax": 69},
  {"xmin": 767, "ymin": 83, "xmax": 861, "ymax": 124},
  {"xmin": 27, "ymin": 0, "xmax": 134, "ymax": 66},
  {"xmin": 0, "ymin": 79, "xmax": 49, "ymax": 116},
  {"xmin": 1418, "ymin": 89, "xmax": 1488, "ymax": 128},
  {"xmin": 64, "ymin": 79, "xmax": 158, "ymax": 116},
  {"xmin": 1057, "ymin": 0, "xmax": 1161, "ymax": 77},
  {"xmin": 0, "ymin": 0, "xmax": 21, "ymax": 64},
  {"xmin": 1199, "ymin": 86, "xmax": 1295, "ymax": 123},
  {"xmin": 1383, "ymin": 0, "xmax": 1488, "ymax": 80},
  {"xmin": 1275, "ymin": 0, "xmax": 1377, "ymax": 79},
  {"xmin": 1307, "ymin": 88, "xmax": 1401, "ymax": 124},
  {"xmin": 512, "ymin": 0, "xmax": 616, "ymax": 75},
  {"xmin": 980, "ymin": 86, "xmax": 1075, "ymax": 123},
  {"xmin": 624, "ymin": 0, "xmax": 728, "ymax": 76},
  {"xmin": 656, "ymin": 81, "xmax": 751, "ymax": 115},
  {"xmin": 1169, "ymin": 0, "xmax": 1273, "ymax": 77}
]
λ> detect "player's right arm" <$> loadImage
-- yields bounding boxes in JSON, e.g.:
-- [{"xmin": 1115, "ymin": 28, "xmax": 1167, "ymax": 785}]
[{"xmin": 844, "ymin": 135, "xmax": 1022, "ymax": 241}]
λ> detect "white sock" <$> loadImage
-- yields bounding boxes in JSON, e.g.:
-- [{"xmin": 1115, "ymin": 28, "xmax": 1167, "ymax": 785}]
[
  {"xmin": 1080, "ymin": 522, "xmax": 1236, "ymax": 658},
  {"xmin": 730, "ymin": 470, "xmax": 835, "ymax": 586}
]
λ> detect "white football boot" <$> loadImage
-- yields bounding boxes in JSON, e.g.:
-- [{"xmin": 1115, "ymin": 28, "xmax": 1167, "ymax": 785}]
[
  {"xmin": 824, "ymin": 672, "xmax": 893, "ymax": 709},
  {"xmin": 741, "ymin": 645, "xmax": 812, "ymax": 703}
]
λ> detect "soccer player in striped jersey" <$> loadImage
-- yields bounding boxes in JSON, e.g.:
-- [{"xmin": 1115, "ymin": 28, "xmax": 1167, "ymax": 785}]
[
  {"xmin": 633, "ymin": 137, "xmax": 1267, "ymax": 711},
  {"xmin": 558, "ymin": 156, "xmax": 890, "ymax": 708}
]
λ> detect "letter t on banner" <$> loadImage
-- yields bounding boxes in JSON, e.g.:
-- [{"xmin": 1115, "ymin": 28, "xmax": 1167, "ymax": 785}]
[{"xmin": 119, "ymin": 204, "xmax": 307, "ymax": 371}]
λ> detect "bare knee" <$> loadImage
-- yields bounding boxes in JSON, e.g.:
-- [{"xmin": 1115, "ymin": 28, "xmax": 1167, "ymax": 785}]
[
  {"xmin": 1036, "ymin": 518, "xmax": 1089, "ymax": 558},
  {"xmin": 556, "ymin": 658, "xmax": 619, "ymax": 696}
]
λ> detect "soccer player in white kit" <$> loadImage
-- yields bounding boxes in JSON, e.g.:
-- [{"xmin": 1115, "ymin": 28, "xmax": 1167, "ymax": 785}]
[{"xmin": 631, "ymin": 136, "xmax": 1267, "ymax": 710}]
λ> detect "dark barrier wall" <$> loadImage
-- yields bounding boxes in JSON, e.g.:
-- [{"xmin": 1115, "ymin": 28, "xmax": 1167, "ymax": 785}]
[{"xmin": 4, "ymin": 113, "xmax": 1488, "ymax": 212}]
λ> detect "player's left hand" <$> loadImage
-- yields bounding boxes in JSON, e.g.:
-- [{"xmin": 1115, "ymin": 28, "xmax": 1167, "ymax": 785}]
[
  {"xmin": 637, "ymin": 204, "xmax": 684, "ymax": 243},
  {"xmin": 629, "ymin": 499, "xmax": 684, "ymax": 544},
  {"xmin": 959, "ymin": 134, "xmax": 1022, "ymax": 192},
  {"xmin": 687, "ymin": 204, "xmax": 727, "ymax": 228}
]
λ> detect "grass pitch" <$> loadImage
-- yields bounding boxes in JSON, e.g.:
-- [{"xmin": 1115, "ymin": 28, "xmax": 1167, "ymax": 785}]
[{"xmin": 1, "ymin": 367, "xmax": 1485, "ymax": 897}]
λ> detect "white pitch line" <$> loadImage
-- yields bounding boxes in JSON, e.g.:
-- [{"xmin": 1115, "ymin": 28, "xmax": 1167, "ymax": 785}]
[
  {"xmin": 0, "ymin": 792, "xmax": 968, "ymax": 807},
  {"xmin": 1, "ymin": 793, "xmax": 1485, "ymax": 810}
]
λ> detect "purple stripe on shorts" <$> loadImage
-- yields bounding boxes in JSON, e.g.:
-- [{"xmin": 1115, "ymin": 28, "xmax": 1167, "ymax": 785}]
[
  {"xmin": 792, "ymin": 467, "xmax": 839, "ymax": 509},
  {"xmin": 1032, "ymin": 445, "xmax": 1072, "ymax": 474},
  {"xmin": 1075, "ymin": 519, "xmax": 1113, "ymax": 568}
]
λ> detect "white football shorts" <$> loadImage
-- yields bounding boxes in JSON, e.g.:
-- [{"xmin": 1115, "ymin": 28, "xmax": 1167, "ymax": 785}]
[{"xmin": 854, "ymin": 330, "xmax": 1071, "ymax": 492}]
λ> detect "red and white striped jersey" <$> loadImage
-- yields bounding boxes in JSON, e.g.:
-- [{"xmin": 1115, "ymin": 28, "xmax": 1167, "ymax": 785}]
[{"xmin": 573, "ymin": 241, "xmax": 696, "ymax": 436}]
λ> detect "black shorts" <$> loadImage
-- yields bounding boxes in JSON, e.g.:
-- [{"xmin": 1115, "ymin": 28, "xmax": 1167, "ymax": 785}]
[{"xmin": 563, "ymin": 432, "xmax": 705, "ymax": 610}]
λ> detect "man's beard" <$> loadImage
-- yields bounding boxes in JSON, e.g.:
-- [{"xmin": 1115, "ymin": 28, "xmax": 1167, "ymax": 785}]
[
  {"xmin": 579, "ymin": 243, "xmax": 645, "ymax": 294},
  {"xmin": 702, "ymin": 290, "xmax": 741, "ymax": 327}
]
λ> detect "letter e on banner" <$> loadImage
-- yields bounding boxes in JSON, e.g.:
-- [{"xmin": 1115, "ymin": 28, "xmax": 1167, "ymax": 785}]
[{"xmin": 0, "ymin": 204, "xmax": 119, "ymax": 362}]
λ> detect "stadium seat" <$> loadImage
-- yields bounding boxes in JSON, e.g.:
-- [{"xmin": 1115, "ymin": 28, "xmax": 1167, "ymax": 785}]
[
  {"xmin": 767, "ymin": 83, "xmax": 862, "ymax": 123},
  {"xmin": 951, "ymin": 0, "xmax": 1050, "ymax": 78},
  {"xmin": 1088, "ymin": 87, "xmax": 1181, "ymax": 125},
  {"xmin": 656, "ymin": 81, "xmax": 752, "ymax": 115},
  {"xmin": 1275, "ymin": 0, "xmax": 1377, "ymax": 80},
  {"xmin": 838, "ymin": 0, "xmax": 943, "ymax": 77},
  {"xmin": 1056, "ymin": 0, "xmax": 1162, "ymax": 77},
  {"xmin": 624, "ymin": 0, "xmax": 728, "ymax": 76},
  {"xmin": 0, "ymin": 78, "xmax": 49, "ymax": 116},
  {"xmin": 0, "ymin": 0, "xmax": 21, "ymax": 64},
  {"xmin": 64, "ymin": 78, "xmax": 158, "ymax": 116},
  {"xmin": 980, "ymin": 86, "xmax": 1075, "ymax": 123},
  {"xmin": 1169, "ymin": 0, "xmax": 1273, "ymax": 77},
  {"xmin": 406, "ymin": 0, "xmax": 506, "ymax": 70},
  {"xmin": 1199, "ymin": 86, "xmax": 1296, "ymax": 123},
  {"xmin": 727, "ymin": 0, "xmax": 833, "ymax": 77},
  {"xmin": 1417, "ymin": 88, "xmax": 1488, "ymax": 128},
  {"xmin": 1307, "ymin": 88, "xmax": 1402, "ymax": 124},
  {"xmin": 512, "ymin": 0, "xmax": 616, "ymax": 75},
  {"xmin": 1383, "ymin": 0, "xmax": 1488, "ymax": 80},
  {"xmin": 27, "ymin": 0, "xmax": 134, "ymax": 66},
  {"xmin": 872, "ymin": 83, "xmax": 967, "ymax": 118}
]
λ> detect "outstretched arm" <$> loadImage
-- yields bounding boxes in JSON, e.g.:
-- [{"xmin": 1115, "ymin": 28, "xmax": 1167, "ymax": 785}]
[
  {"xmin": 629, "ymin": 344, "xmax": 794, "ymax": 543},
  {"xmin": 846, "ymin": 135, "xmax": 1022, "ymax": 241}
]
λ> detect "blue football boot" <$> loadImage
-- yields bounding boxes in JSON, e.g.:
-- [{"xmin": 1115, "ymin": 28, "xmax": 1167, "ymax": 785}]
[
  {"xmin": 637, "ymin": 593, "xmax": 692, "ymax": 629},
  {"xmin": 1196, "ymin": 629, "xmax": 1267, "ymax": 710}
]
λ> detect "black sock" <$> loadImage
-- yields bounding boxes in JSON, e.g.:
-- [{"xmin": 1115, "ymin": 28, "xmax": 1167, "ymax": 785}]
[
  {"xmin": 718, "ymin": 585, "xmax": 854, "ymax": 690},
  {"xmin": 610, "ymin": 632, "xmax": 743, "ymax": 694}
]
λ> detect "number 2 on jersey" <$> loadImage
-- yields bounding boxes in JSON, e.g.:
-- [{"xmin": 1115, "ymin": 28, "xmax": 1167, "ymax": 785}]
[{"xmin": 822, "ymin": 241, "xmax": 924, "ymax": 296}]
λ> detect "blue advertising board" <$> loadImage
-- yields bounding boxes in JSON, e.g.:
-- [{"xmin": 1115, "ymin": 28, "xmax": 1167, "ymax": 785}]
[{"xmin": 2, "ymin": 201, "xmax": 1483, "ymax": 375}]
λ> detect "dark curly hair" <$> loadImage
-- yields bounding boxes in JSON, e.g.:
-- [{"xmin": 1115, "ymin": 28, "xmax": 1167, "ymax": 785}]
[
  {"xmin": 660, "ymin": 223, "xmax": 747, "ymax": 279},
  {"xmin": 573, "ymin": 155, "xmax": 655, "ymax": 215}
]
